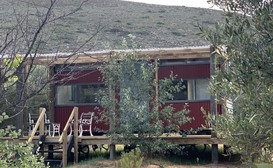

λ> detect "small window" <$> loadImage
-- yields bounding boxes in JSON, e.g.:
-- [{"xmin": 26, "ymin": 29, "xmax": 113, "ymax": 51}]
[
  {"xmin": 195, "ymin": 79, "xmax": 210, "ymax": 100},
  {"xmin": 56, "ymin": 83, "xmax": 105, "ymax": 105},
  {"xmin": 170, "ymin": 79, "xmax": 210, "ymax": 101}
]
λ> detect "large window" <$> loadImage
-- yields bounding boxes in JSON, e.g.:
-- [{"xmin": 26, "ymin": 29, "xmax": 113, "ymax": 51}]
[
  {"xmin": 171, "ymin": 79, "xmax": 210, "ymax": 101},
  {"xmin": 56, "ymin": 83, "xmax": 105, "ymax": 105}
]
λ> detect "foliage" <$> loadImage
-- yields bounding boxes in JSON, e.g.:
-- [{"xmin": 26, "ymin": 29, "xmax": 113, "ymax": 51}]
[
  {"xmin": 116, "ymin": 149, "xmax": 144, "ymax": 168},
  {"xmin": 97, "ymin": 50, "xmax": 191, "ymax": 155},
  {"xmin": 202, "ymin": 0, "xmax": 273, "ymax": 165},
  {"xmin": 0, "ymin": 114, "xmax": 47, "ymax": 168}
]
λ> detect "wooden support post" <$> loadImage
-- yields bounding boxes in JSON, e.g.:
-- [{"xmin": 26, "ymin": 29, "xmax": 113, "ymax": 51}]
[
  {"xmin": 154, "ymin": 60, "xmax": 159, "ymax": 120},
  {"xmin": 74, "ymin": 107, "xmax": 79, "ymax": 163},
  {"xmin": 62, "ymin": 131, "xmax": 68, "ymax": 167},
  {"xmin": 210, "ymin": 46, "xmax": 218, "ymax": 164},
  {"xmin": 109, "ymin": 144, "xmax": 116, "ymax": 160},
  {"xmin": 210, "ymin": 46, "xmax": 217, "ymax": 123},
  {"xmin": 39, "ymin": 108, "xmax": 45, "ymax": 136},
  {"xmin": 108, "ymin": 84, "xmax": 116, "ymax": 160},
  {"xmin": 211, "ymin": 132, "xmax": 218, "ymax": 164},
  {"xmin": 48, "ymin": 66, "xmax": 55, "ymax": 123}
]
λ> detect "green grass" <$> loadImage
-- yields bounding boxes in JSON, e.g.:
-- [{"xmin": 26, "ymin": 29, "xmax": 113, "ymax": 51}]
[{"xmin": 254, "ymin": 163, "xmax": 273, "ymax": 168}]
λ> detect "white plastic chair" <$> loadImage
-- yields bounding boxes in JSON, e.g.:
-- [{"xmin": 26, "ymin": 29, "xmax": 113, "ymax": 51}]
[
  {"xmin": 28, "ymin": 113, "xmax": 51, "ymax": 136},
  {"xmin": 79, "ymin": 112, "xmax": 94, "ymax": 136},
  {"xmin": 52, "ymin": 123, "xmax": 60, "ymax": 137}
]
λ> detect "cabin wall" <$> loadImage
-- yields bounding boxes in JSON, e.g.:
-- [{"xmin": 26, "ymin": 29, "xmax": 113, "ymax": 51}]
[
  {"xmin": 165, "ymin": 101, "xmax": 222, "ymax": 130},
  {"xmin": 54, "ymin": 62, "xmax": 218, "ymax": 133},
  {"xmin": 56, "ymin": 70, "xmax": 101, "ymax": 84},
  {"xmin": 158, "ymin": 64, "xmax": 210, "ymax": 79}
]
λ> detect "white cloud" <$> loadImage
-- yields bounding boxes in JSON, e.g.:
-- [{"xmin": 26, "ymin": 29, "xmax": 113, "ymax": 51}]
[{"xmin": 122, "ymin": 0, "xmax": 220, "ymax": 10}]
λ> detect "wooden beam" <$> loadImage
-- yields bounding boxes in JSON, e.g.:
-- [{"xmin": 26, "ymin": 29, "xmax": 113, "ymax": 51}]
[
  {"xmin": 78, "ymin": 135, "xmax": 222, "ymax": 145},
  {"xmin": 28, "ymin": 46, "xmax": 211, "ymax": 65}
]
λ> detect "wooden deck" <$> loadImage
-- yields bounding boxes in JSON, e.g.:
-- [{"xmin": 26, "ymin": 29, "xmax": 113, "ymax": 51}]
[
  {"xmin": 1, "ymin": 134, "xmax": 222, "ymax": 167},
  {"xmin": 1, "ymin": 134, "xmax": 221, "ymax": 145},
  {"xmin": 78, "ymin": 134, "xmax": 222, "ymax": 145}
]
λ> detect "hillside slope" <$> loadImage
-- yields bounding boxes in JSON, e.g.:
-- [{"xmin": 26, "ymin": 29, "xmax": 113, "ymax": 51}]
[{"xmin": 0, "ymin": 0, "xmax": 223, "ymax": 53}]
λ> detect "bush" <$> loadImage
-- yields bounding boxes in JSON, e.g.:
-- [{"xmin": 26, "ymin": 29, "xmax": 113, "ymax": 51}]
[
  {"xmin": 0, "ymin": 113, "xmax": 48, "ymax": 168},
  {"xmin": 116, "ymin": 149, "xmax": 143, "ymax": 168}
]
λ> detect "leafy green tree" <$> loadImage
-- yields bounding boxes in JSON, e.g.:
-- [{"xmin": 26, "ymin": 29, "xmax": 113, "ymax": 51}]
[
  {"xmin": 98, "ymin": 51, "xmax": 191, "ymax": 156},
  {"xmin": 202, "ymin": 0, "xmax": 273, "ymax": 165}
]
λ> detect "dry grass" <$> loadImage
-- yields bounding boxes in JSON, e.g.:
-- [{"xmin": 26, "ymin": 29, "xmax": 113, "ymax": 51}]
[
  {"xmin": 0, "ymin": 0, "xmax": 224, "ymax": 53},
  {"xmin": 68, "ymin": 144, "xmax": 241, "ymax": 168}
]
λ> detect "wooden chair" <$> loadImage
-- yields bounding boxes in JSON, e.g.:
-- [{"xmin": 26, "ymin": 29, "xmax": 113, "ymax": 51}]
[{"xmin": 79, "ymin": 112, "xmax": 94, "ymax": 136}]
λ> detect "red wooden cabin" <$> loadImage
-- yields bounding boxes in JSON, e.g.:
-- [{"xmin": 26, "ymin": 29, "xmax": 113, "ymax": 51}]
[{"xmin": 41, "ymin": 46, "xmax": 220, "ymax": 134}]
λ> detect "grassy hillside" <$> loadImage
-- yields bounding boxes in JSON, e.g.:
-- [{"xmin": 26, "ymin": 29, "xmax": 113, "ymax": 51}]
[{"xmin": 0, "ymin": 0, "xmax": 223, "ymax": 53}]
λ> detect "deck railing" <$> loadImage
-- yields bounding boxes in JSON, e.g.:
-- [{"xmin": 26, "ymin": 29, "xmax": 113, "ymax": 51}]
[
  {"xmin": 59, "ymin": 107, "xmax": 79, "ymax": 167},
  {"xmin": 27, "ymin": 108, "xmax": 46, "ymax": 143}
]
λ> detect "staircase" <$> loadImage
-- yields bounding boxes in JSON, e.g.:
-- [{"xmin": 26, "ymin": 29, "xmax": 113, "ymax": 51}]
[
  {"xmin": 28, "ymin": 107, "xmax": 80, "ymax": 167},
  {"xmin": 32, "ymin": 135, "xmax": 74, "ymax": 167}
]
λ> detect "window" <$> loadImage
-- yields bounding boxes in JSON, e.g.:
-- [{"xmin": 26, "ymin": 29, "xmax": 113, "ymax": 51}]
[
  {"xmin": 56, "ymin": 83, "xmax": 105, "ymax": 105},
  {"xmin": 195, "ymin": 79, "xmax": 210, "ymax": 100},
  {"xmin": 171, "ymin": 79, "xmax": 210, "ymax": 101},
  {"xmin": 172, "ymin": 80, "xmax": 188, "ymax": 100},
  {"xmin": 159, "ymin": 58, "xmax": 210, "ymax": 66}
]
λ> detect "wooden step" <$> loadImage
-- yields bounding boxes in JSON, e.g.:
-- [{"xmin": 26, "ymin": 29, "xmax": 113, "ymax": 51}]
[{"xmin": 39, "ymin": 150, "xmax": 63, "ymax": 154}]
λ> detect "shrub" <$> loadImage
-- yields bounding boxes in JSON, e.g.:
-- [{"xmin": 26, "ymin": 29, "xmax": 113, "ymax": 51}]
[{"xmin": 116, "ymin": 149, "xmax": 143, "ymax": 168}]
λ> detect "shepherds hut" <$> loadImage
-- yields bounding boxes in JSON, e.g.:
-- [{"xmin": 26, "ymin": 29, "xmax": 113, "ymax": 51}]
[{"xmin": 33, "ymin": 45, "xmax": 220, "ymax": 134}]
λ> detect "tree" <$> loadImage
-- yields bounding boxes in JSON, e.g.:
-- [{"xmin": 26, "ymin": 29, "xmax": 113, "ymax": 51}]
[
  {"xmin": 0, "ymin": 0, "xmax": 101, "ymax": 129},
  {"xmin": 0, "ymin": 0, "xmax": 101, "ymax": 166},
  {"xmin": 97, "ymin": 50, "xmax": 191, "ymax": 156},
  {"xmin": 202, "ymin": 0, "xmax": 273, "ymax": 165}
]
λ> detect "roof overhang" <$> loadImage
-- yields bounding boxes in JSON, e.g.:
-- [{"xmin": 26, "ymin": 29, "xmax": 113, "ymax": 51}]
[{"xmin": 28, "ymin": 46, "xmax": 212, "ymax": 65}]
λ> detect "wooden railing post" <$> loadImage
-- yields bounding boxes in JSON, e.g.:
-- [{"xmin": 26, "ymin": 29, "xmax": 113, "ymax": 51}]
[
  {"xmin": 27, "ymin": 108, "xmax": 46, "ymax": 143},
  {"xmin": 58, "ymin": 107, "xmax": 78, "ymax": 166},
  {"xmin": 74, "ymin": 107, "xmax": 79, "ymax": 163},
  {"xmin": 39, "ymin": 108, "xmax": 45, "ymax": 136},
  {"xmin": 62, "ymin": 131, "xmax": 68, "ymax": 167}
]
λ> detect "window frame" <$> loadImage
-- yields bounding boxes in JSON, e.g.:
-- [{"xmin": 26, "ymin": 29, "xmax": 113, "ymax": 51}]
[
  {"xmin": 167, "ymin": 78, "xmax": 210, "ymax": 102},
  {"xmin": 55, "ymin": 82, "xmax": 105, "ymax": 106}
]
